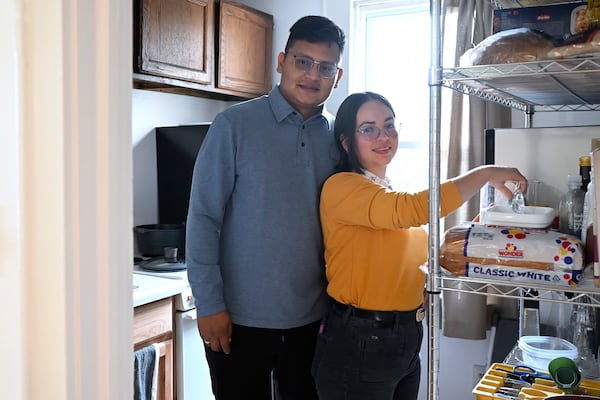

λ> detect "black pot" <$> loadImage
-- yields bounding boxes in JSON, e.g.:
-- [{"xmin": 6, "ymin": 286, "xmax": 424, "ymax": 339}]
[{"xmin": 134, "ymin": 223, "xmax": 185, "ymax": 257}]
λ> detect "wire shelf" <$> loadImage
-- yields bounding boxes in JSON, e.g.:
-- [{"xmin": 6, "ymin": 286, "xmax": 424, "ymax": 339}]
[
  {"xmin": 443, "ymin": 57, "xmax": 600, "ymax": 112},
  {"xmin": 489, "ymin": 0, "xmax": 579, "ymax": 9},
  {"xmin": 440, "ymin": 274, "xmax": 600, "ymax": 307}
]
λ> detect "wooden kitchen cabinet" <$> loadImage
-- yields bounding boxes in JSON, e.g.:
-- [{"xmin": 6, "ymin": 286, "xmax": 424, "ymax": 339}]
[
  {"xmin": 216, "ymin": 1, "xmax": 273, "ymax": 96},
  {"xmin": 135, "ymin": 0, "xmax": 214, "ymax": 85},
  {"xmin": 133, "ymin": 0, "xmax": 273, "ymax": 100},
  {"xmin": 134, "ymin": 297, "xmax": 174, "ymax": 400}
]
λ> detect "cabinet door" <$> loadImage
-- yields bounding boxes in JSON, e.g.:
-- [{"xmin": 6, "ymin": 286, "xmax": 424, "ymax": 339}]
[
  {"xmin": 134, "ymin": 298, "xmax": 174, "ymax": 400},
  {"xmin": 134, "ymin": 339, "xmax": 173, "ymax": 400},
  {"xmin": 217, "ymin": 1, "xmax": 273, "ymax": 95},
  {"xmin": 140, "ymin": 0, "xmax": 214, "ymax": 84}
]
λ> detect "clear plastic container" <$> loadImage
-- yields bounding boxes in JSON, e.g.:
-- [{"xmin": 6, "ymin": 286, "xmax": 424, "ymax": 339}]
[{"xmin": 518, "ymin": 335, "xmax": 578, "ymax": 372}]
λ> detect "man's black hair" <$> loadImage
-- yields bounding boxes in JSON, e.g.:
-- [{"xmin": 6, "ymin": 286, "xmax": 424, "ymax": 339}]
[{"xmin": 284, "ymin": 16, "xmax": 346, "ymax": 55}]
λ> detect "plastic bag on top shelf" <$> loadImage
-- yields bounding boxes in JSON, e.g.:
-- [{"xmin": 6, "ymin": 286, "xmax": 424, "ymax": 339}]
[
  {"xmin": 548, "ymin": 28, "xmax": 600, "ymax": 59},
  {"xmin": 460, "ymin": 27, "xmax": 556, "ymax": 66}
]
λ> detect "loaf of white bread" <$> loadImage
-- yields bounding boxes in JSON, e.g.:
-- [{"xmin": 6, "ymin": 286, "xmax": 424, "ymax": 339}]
[
  {"xmin": 460, "ymin": 28, "xmax": 555, "ymax": 66},
  {"xmin": 460, "ymin": 26, "xmax": 600, "ymax": 66},
  {"xmin": 440, "ymin": 223, "xmax": 584, "ymax": 279}
]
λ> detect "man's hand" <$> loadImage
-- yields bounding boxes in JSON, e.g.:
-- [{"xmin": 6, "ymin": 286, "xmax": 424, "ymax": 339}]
[{"xmin": 197, "ymin": 311, "xmax": 233, "ymax": 354}]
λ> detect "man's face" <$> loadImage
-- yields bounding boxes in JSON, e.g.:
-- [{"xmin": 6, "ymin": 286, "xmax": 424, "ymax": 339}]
[{"xmin": 277, "ymin": 40, "xmax": 343, "ymax": 119}]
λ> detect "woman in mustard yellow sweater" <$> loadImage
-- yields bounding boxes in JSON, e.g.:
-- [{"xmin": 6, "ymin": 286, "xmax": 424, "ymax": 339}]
[{"xmin": 311, "ymin": 92, "xmax": 528, "ymax": 400}]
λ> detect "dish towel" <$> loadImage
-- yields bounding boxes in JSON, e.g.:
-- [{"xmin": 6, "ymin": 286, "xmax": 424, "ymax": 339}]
[{"xmin": 133, "ymin": 344, "xmax": 160, "ymax": 400}]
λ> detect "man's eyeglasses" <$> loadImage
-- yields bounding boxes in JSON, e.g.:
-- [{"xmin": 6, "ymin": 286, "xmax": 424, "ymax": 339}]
[
  {"xmin": 292, "ymin": 55, "xmax": 339, "ymax": 79},
  {"xmin": 356, "ymin": 123, "xmax": 400, "ymax": 141}
]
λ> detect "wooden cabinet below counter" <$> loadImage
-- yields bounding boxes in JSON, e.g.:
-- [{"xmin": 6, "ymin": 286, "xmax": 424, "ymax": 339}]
[
  {"xmin": 134, "ymin": 296, "xmax": 174, "ymax": 400},
  {"xmin": 133, "ymin": 0, "xmax": 273, "ymax": 100}
]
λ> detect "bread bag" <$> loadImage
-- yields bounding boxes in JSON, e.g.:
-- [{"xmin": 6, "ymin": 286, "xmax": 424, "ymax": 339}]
[
  {"xmin": 440, "ymin": 223, "xmax": 584, "ymax": 286},
  {"xmin": 460, "ymin": 28, "xmax": 556, "ymax": 66}
]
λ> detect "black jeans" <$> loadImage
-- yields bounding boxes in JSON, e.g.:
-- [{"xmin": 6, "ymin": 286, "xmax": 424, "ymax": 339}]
[
  {"xmin": 204, "ymin": 321, "xmax": 321, "ymax": 400},
  {"xmin": 312, "ymin": 303, "xmax": 423, "ymax": 400}
]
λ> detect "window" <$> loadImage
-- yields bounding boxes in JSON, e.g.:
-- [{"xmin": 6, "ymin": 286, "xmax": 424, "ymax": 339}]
[{"xmin": 351, "ymin": 0, "xmax": 455, "ymax": 192}]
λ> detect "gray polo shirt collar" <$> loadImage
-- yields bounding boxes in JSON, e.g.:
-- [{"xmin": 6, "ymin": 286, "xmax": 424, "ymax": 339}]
[{"xmin": 268, "ymin": 85, "xmax": 333, "ymax": 128}]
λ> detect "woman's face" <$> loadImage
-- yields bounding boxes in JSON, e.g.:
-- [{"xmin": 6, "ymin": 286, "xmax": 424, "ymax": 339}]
[{"xmin": 351, "ymin": 100, "xmax": 398, "ymax": 177}]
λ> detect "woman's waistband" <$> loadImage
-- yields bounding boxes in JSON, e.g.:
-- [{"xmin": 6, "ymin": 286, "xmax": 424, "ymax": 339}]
[{"xmin": 330, "ymin": 298, "xmax": 425, "ymax": 325}]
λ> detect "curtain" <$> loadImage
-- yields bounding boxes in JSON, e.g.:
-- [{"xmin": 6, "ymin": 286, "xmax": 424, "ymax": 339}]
[{"xmin": 442, "ymin": 0, "xmax": 512, "ymax": 230}]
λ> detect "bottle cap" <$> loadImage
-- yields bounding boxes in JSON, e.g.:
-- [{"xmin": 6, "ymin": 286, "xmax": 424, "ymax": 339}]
[{"xmin": 580, "ymin": 155, "xmax": 591, "ymax": 166}]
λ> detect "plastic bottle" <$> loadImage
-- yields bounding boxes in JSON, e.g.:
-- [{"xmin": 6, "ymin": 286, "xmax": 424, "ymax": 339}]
[
  {"xmin": 558, "ymin": 174, "xmax": 585, "ymax": 239},
  {"xmin": 581, "ymin": 155, "xmax": 592, "ymax": 193}
]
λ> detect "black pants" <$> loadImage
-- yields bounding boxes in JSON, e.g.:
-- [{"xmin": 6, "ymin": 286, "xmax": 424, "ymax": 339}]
[
  {"xmin": 204, "ymin": 321, "xmax": 321, "ymax": 400},
  {"xmin": 312, "ymin": 304, "xmax": 423, "ymax": 400}
]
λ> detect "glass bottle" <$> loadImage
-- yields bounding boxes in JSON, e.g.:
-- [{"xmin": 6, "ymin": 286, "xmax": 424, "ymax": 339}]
[
  {"xmin": 580, "ymin": 155, "xmax": 592, "ymax": 193},
  {"xmin": 572, "ymin": 303, "xmax": 599, "ymax": 378},
  {"xmin": 559, "ymin": 174, "xmax": 585, "ymax": 239}
]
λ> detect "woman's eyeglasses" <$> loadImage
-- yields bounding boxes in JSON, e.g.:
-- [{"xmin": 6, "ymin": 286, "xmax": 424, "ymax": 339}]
[
  {"xmin": 356, "ymin": 123, "xmax": 400, "ymax": 141},
  {"xmin": 292, "ymin": 55, "xmax": 339, "ymax": 79}
]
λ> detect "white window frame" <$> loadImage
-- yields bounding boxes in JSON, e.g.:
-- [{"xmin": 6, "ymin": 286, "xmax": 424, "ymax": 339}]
[
  {"xmin": 350, "ymin": 0, "xmax": 430, "ymax": 94},
  {"xmin": 350, "ymin": 0, "xmax": 433, "ymax": 191}
]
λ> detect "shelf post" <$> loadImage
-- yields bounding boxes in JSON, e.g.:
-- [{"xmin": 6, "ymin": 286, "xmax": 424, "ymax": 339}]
[{"xmin": 427, "ymin": 0, "xmax": 442, "ymax": 399}]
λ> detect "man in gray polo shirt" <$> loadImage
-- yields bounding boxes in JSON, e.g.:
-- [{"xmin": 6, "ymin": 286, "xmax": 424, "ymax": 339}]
[{"xmin": 186, "ymin": 15, "xmax": 345, "ymax": 400}]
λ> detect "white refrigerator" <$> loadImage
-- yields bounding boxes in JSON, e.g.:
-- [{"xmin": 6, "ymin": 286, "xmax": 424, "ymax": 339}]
[{"xmin": 484, "ymin": 125, "xmax": 600, "ymax": 211}]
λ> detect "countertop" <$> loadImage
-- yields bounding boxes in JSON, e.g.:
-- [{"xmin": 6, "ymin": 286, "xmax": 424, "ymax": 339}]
[{"xmin": 132, "ymin": 272, "xmax": 188, "ymax": 307}]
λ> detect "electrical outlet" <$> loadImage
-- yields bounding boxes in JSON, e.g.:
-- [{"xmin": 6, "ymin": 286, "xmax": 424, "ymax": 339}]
[{"xmin": 473, "ymin": 364, "xmax": 486, "ymax": 386}]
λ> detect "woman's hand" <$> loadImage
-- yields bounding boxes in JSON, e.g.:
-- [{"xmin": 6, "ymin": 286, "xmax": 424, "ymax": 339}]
[{"xmin": 453, "ymin": 165, "xmax": 528, "ymax": 203}]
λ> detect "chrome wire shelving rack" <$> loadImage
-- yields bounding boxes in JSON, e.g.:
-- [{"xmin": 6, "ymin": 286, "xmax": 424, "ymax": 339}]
[
  {"xmin": 427, "ymin": 2, "xmax": 600, "ymax": 399},
  {"xmin": 443, "ymin": 56, "xmax": 600, "ymax": 112},
  {"xmin": 440, "ymin": 274, "xmax": 600, "ymax": 308}
]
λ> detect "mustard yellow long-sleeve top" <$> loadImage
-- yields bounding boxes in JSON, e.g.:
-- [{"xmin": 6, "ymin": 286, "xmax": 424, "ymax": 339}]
[{"xmin": 320, "ymin": 172, "xmax": 464, "ymax": 311}]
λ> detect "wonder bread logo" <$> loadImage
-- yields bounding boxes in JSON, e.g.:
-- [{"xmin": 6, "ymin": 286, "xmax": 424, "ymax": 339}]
[
  {"xmin": 499, "ymin": 243, "xmax": 523, "ymax": 258},
  {"xmin": 498, "ymin": 227, "xmax": 528, "ymax": 259}
]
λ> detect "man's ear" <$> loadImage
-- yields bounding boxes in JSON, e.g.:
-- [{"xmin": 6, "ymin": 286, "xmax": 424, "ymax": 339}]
[
  {"xmin": 333, "ymin": 68, "xmax": 344, "ymax": 89},
  {"xmin": 276, "ymin": 52, "xmax": 285, "ymax": 74}
]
